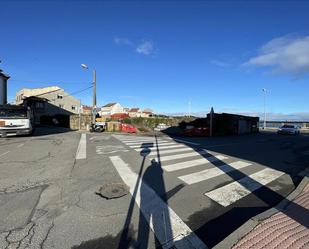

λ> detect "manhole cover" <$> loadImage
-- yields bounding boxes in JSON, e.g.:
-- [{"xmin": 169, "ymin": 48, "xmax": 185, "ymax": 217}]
[{"xmin": 96, "ymin": 183, "xmax": 129, "ymax": 199}]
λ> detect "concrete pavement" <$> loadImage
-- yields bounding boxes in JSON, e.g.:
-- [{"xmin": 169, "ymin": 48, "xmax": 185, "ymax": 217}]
[{"xmin": 0, "ymin": 128, "xmax": 308, "ymax": 249}]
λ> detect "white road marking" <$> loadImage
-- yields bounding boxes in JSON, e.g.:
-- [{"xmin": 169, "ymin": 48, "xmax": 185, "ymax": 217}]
[
  {"xmin": 121, "ymin": 140, "xmax": 167, "ymax": 145},
  {"xmin": 118, "ymin": 137, "xmax": 156, "ymax": 141},
  {"xmin": 149, "ymin": 147, "xmax": 193, "ymax": 156},
  {"xmin": 163, "ymin": 155, "xmax": 228, "ymax": 172},
  {"xmin": 129, "ymin": 142, "xmax": 177, "ymax": 148},
  {"xmin": 109, "ymin": 156, "xmax": 207, "ymax": 249},
  {"xmin": 114, "ymin": 136, "xmax": 155, "ymax": 141},
  {"xmin": 0, "ymin": 151, "xmax": 10, "ymax": 158},
  {"xmin": 17, "ymin": 143, "xmax": 24, "ymax": 148},
  {"xmin": 124, "ymin": 140, "xmax": 170, "ymax": 145},
  {"xmin": 205, "ymin": 168, "xmax": 285, "ymax": 207},
  {"xmin": 135, "ymin": 144, "xmax": 186, "ymax": 152},
  {"xmin": 96, "ymin": 145, "xmax": 129, "ymax": 155},
  {"xmin": 123, "ymin": 138, "xmax": 166, "ymax": 142},
  {"xmin": 173, "ymin": 139, "xmax": 200, "ymax": 145},
  {"xmin": 119, "ymin": 137, "xmax": 155, "ymax": 140},
  {"xmin": 179, "ymin": 161, "xmax": 252, "ymax": 185},
  {"xmin": 76, "ymin": 134, "xmax": 87, "ymax": 160},
  {"xmin": 157, "ymin": 150, "xmax": 210, "ymax": 162}
]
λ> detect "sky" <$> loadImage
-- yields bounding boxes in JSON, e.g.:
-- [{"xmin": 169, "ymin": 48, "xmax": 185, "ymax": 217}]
[{"xmin": 1, "ymin": 0, "xmax": 309, "ymax": 120}]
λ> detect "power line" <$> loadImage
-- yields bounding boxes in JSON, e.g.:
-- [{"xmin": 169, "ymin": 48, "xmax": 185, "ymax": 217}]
[
  {"xmin": 9, "ymin": 78, "xmax": 88, "ymax": 85},
  {"xmin": 47, "ymin": 86, "xmax": 93, "ymax": 102},
  {"xmin": 19, "ymin": 85, "xmax": 93, "ymax": 104}
]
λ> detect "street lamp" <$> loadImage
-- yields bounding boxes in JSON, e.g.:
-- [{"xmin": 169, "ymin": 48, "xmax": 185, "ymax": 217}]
[
  {"xmin": 81, "ymin": 64, "xmax": 97, "ymax": 126},
  {"xmin": 81, "ymin": 64, "xmax": 88, "ymax": 69},
  {"xmin": 262, "ymin": 88, "xmax": 267, "ymax": 129}
]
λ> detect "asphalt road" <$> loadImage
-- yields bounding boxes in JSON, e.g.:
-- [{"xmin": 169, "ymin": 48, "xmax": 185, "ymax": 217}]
[{"xmin": 0, "ymin": 127, "xmax": 308, "ymax": 249}]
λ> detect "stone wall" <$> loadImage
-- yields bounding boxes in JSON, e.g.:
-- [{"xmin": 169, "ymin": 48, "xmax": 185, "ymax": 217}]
[{"xmin": 70, "ymin": 114, "xmax": 92, "ymax": 130}]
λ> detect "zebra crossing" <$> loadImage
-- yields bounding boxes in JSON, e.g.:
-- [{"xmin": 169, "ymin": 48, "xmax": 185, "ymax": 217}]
[{"xmin": 113, "ymin": 135, "xmax": 285, "ymax": 207}]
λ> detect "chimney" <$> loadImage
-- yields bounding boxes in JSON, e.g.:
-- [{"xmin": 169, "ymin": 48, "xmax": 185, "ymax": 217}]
[{"xmin": 0, "ymin": 69, "xmax": 10, "ymax": 105}]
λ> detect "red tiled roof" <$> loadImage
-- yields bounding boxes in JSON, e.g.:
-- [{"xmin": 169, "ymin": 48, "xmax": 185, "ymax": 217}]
[
  {"xmin": 129, "ymin": 108, "xmax": 140, "ymax": 112},
  {"xmin": 82, "ymin": 105, "xmax": 92, "ymax": 110},
  {"xmin": 103, "ymin": 102, "xmax": 116, "ymax": 107}
]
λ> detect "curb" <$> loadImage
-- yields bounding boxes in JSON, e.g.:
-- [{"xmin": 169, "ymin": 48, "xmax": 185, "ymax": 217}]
[{"xmin": 213, "ymin": 168, "xmax": 309, "ymax": 249}]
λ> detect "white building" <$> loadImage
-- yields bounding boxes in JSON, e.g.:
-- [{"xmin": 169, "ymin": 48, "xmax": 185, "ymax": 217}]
[
  {"xmin": 128, "ymin": 108, "xmax": 143, "ymax": 118},
  {"xmin": 141, "ymin": 108, "xmax": 154, "ymax": 117},
  {"xmin": 99, "ymin": 103, "xmax": 124, "ymax": 117}
]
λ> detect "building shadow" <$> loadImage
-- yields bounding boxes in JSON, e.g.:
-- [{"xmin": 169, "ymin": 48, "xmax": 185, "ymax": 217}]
[
  {"xmin": 163, "ymin": 132, "xmax": 309, "ymax": 247},
  {"xmin": 32, "ymin": 125, "xmax": 73, "ymax": 136}
]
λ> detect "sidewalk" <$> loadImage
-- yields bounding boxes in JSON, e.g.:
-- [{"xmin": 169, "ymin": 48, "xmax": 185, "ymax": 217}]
[{"xmin": 232, "ymin": 180, "xmax": 309, "ymax": 249}]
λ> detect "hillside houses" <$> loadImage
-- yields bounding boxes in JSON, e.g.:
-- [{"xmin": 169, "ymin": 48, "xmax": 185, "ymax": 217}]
[
  {"xmin": 98, "ymin": 102, "xmax": 153, "ymax": 118},
  {"xmin": 99, "ymin": 103, "xmax": 124, "ymax": 116}
]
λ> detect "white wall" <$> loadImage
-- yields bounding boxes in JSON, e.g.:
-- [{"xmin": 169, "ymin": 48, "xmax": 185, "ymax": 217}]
[{"xmin": 111, "ymin": 103, "xmax": 124, "ymax": 115}]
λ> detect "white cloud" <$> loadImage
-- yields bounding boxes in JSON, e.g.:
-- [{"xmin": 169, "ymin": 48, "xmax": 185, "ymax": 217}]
[
  {"xmin": 136, "ymin": 41, "xmax": 155, "ymax": 56},
  {"xmin": 114, "ymin": 37, "xmax": 133, "ymax": 46},
  {"xmin": 210, "ymin": 60, "xmax": 231, "ymax": 67},
  {"xmin": 245, "ymin": 35, "xmax": 309, "ymax": 77}
]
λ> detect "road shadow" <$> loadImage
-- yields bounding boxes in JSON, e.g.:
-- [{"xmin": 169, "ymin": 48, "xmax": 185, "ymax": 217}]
[
  {"xmin": 32, "ymin": 126, "xmax": 74, "ymax": 136},
  {"xmin": 117, "ymin": 138, "xmax": 186, "ymax": 249},
  {"xmin": 0, "ymin": 126, "xmax": 73, "ymax": 141},
  {"xmin": 163, "ymin": 132, "xmax": 309, "ymax": 247}
]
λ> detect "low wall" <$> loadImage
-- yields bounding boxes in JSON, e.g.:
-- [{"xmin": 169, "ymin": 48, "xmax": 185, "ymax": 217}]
[{"xmin": 70, "ymin": 114, "xmax": 92, "ymax": 130}]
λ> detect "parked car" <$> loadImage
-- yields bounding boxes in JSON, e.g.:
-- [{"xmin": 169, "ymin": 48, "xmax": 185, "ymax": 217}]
[
  {"xmin": 154, "ymin": 123, "xmax": 170, "ymax": 131},
  {"xmin": 277, "ymin": 124, "xmax": 300, "ymax": 135},
  {"xmin": 183, "ymin": 127, "xmax": 209, "ymax": 137},
  {"xmin": 121, "ymin": 123, "xmax": 137, "ymax": 133}
]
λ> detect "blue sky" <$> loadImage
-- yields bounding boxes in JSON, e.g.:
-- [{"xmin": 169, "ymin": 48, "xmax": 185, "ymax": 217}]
[{"xmin": 1, "ymin": 1, "xmax": 309, "ymax": 119}]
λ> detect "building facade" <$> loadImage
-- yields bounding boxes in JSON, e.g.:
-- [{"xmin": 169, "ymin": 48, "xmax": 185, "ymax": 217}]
[
  {"xmin": 15, "ymin": 86, "xmax": 80, "ymax": 115},
  {"xmin": 128, "ymin": 108, "xmax": 142, "ymax": 118},
  {"xmin": 141, "ymin": 108, "xmax": 153, "ymax": 118},
  {"xmin": 99, "ymin": 103, "xmax": 124, "ymax": 117}
]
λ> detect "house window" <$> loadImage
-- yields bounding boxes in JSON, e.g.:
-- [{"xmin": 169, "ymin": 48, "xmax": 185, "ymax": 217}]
[
  {"xmin": 57, "ymin": 94, "xmax": 63, "ymax": 99},
  {"xmin": 59, "ymin": 104, "xmax": 64, "ymax": 108},
  {"xmin": 71, "ymin": 106, "xmax": 76, "ymax": 111}
]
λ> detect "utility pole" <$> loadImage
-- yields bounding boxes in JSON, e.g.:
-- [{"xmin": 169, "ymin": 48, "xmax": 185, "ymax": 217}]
[
  {"xmin": 93, "ymin": 69, "xmax": 97, "ymax": 125},
  {"xmin": 81, "ymin": 63, "xmax": 97, "ymax": 126},
  {"xmin": 262, "ymin": 88, "xmax": 267, "ymax": 129},
  {"xmin": 210, "ymin": 107, "xmax": 214, "ymax": 137},
  {"xmin": 78, "ymin": 99, "xmax": 81, "ymax": 130}
]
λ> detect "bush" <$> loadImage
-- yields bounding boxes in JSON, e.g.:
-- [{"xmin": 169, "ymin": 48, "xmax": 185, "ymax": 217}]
[
  {"xmin": 123, "ymin": 118, "xmax": 132, "ymax": 124},
  {"xmin": 138, "ymin": 127, "xmax": 150, "ymax": 132}
]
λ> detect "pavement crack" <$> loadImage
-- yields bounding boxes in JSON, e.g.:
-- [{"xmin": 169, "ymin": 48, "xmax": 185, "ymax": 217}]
[
  {"xmin": 25, "ymin": 222, "xmax": 36, "ymax": 249},
  {"xmin": 21, "ymin": 222, "xmax": 35, "ymax": 243},
  {"xmin": 39, "ymin": 222, "xmax": 54, "ymax": 249},
  {"xmin": 4, "ymin": 231, "xmax": 12, "ymax": 249}
]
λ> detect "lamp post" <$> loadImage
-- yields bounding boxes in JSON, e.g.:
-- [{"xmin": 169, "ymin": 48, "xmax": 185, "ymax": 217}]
[
  {"xmin": 81, "ymin": 64, "xmax": 97, "ymax": 126},
  {"xmin": 262, "ymin": 88, "xmax": 267, "ymax": 129}
]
